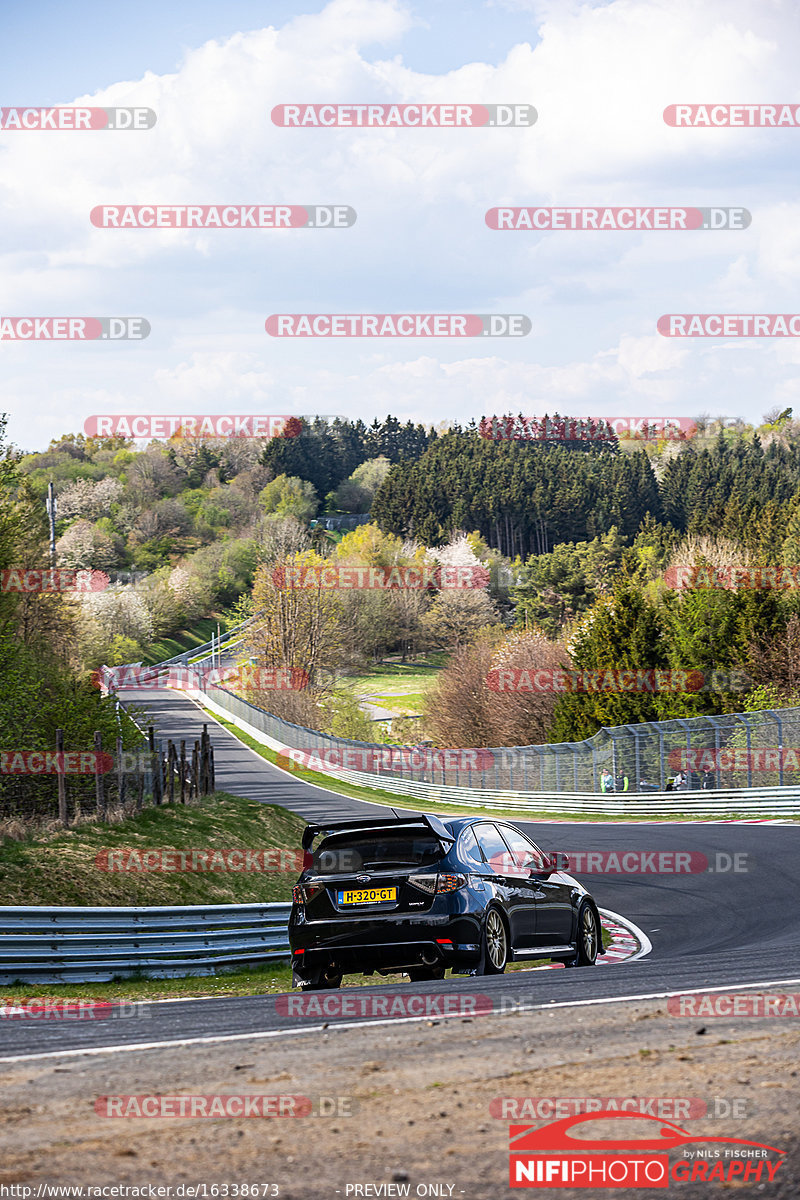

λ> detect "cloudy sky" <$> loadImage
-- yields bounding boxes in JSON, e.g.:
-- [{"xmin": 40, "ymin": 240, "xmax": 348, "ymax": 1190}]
[{"xmin": 2, "ymin": 0, "xmax": 800, "ymax": 451}]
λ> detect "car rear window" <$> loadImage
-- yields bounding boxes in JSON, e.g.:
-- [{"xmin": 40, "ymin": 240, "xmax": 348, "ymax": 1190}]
[{"xmin": 311, "ymin": 829, "xmax": 445, "ymax": 874}]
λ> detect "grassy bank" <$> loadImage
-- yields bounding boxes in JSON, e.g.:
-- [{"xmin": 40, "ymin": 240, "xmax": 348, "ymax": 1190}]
[
  {"xmin": 0, "ymin": 793, "xmax": 305, "ymax": 907},
  {"xmin": 141, "ymin": 617, "xmax": 223, "ymax": 666}
]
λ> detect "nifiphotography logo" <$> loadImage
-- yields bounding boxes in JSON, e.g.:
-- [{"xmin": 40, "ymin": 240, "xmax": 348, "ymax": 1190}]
[{"xmin": 508, "ymin": 1111, "xmax": 785, "ymax": 1188}]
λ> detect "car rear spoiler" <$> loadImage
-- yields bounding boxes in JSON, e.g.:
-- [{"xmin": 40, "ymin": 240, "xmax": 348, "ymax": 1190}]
[{"xmin": 301, "ymin": 812, "xmax": 456, "ymax": 850}]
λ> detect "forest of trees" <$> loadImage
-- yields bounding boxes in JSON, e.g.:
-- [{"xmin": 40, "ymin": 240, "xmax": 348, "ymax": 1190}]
[
  {"xmin": 8, "ymin": 406, "xmax": 800, "ymax": 754},
  {"xmin": 371, "ymin": 433, "xmax": 660, "ymax": 553}
]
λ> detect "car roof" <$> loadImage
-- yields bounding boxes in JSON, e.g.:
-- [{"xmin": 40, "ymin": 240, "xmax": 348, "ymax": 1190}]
[{"xmin": 426, "ymin": 814, "xmax": 517, "ymax": 835}]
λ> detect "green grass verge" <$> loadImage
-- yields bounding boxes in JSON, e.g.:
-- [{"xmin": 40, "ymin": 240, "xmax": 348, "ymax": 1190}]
[
  {"xmin": 358, "ymin": 691, "xmax": 427, "ymax": 715},
  {"xmin": 0, "ymin": 793, "xmax": 305, "ymax": 906},
  {"xmin": 345, "ymin": 657, "xmax": 444, "ymax": 721},
  {"xmin": 0, "ymin": 931, "xmax": 614, "ymax": 1001}
]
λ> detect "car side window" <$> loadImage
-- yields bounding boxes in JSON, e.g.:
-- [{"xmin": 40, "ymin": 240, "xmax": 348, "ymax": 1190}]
[
  {"xmin": 474, "ymin": 823, "xmax": 517, "ymax": 875},
  {"xmin": 498, "ymin": 826, "xmax": 547, "ymax": 873},
  {"xmin": 459, "ymin": 826, "xmax": 485, "ymax": 866}
]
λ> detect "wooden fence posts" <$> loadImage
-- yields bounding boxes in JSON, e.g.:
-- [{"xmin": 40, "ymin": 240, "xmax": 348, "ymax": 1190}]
[{"xmin": 39, "ymin": 727, "xmax": 216, "ymax": 824}]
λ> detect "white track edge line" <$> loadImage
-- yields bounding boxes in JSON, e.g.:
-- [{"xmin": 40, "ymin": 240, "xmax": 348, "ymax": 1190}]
[{"xmin": 3, "ymin": 976, "xmax": 800, "ymax": 1066}]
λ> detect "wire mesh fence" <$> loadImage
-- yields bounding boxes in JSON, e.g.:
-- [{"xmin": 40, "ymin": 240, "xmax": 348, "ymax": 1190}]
[{"xmin": 204, "ymin": 683, "xmax": 800, "ymax": 794}]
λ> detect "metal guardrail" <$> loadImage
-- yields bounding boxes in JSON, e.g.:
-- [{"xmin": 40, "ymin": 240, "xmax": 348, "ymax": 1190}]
[
  {"xmin": 0, "ymin": 902, "xmax": 292, "ymax": 984},
  {"xmin": 328, "ymin": 771, "xmax": 800, "ymax": 817},
  {"xmin": 194, "ymin": 680, "xmax": 800, "ymax": 799},
  {"xmin": 191, "ymin": 683, "xmax": 800, "ymax": 818}
]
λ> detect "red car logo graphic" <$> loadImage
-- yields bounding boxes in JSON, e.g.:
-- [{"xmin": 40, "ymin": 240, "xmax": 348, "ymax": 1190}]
[{"xmin": 510, "ymin": 1110, "xmax": 784, "ymax": 1154}]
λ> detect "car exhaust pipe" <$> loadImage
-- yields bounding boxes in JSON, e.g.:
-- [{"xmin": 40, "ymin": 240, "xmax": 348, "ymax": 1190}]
[{"xmin": 421, "ymin": 948, "xmax": 440, "ymax": 966}]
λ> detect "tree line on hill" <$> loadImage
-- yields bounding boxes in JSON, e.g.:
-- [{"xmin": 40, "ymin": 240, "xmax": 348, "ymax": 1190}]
[{"xmin": 8, "ymin": 407, "xmax": 800, "ymax": 757}]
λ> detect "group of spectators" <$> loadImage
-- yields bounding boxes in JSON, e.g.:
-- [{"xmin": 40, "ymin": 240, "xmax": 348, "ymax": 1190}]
[{"xmin": 599, "ymin": 768, "xmax": 700, "ymax": 794}]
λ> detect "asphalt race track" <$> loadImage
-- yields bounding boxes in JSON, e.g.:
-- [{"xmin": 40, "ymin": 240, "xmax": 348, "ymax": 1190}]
[{"xmin": 2, "ymin": 688, "xmax": 798, "ymax": 1062}]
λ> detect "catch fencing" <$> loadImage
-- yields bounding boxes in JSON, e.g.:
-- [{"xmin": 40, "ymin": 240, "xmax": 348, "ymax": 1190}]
[{"xmin": 196, "ymin": 680, "xmax": 800, "ymax": 798}]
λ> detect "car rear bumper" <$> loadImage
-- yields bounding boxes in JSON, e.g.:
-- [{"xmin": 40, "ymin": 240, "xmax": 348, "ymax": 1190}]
[{"xmin": 289, "ymin": 912, "xmax": 482, "ymax": 973}]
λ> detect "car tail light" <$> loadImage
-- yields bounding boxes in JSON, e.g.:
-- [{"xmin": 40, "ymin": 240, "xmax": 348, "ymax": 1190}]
[
  {"xmin": 408, "ymin": 872, "xmax": 467, "ymax": 895},
  {"xmin": 437, "ymin": 873, "xmax": 467, "ymax": 893},
  {"xmin": 292, "ymin": 882, "xmax": 323, "ymax": 905}
]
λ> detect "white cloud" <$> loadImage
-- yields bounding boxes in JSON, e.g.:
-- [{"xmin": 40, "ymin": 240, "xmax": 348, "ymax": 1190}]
[{"xmin": 2, "ymin": 0, "xmax": 800, "ymax": 446}]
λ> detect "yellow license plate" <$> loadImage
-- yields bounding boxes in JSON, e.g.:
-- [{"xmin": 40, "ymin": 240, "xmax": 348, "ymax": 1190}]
[{"xmin": 338, "ymin": 887, "xmax": 397, "ymax": 905}]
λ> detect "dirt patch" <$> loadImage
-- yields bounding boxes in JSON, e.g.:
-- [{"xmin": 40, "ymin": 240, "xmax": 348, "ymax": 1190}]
[{"xmin": 0, "ymin": 998, "xmax": 797, "ymax": 1198}]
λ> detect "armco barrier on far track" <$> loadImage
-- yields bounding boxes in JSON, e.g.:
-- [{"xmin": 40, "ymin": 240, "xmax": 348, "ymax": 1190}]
[
  {"xmin": 0, "ymin": 902, "xmax": 291, "ymax": 984},
  {"xmin": 103, "ymin": 635, "xmax": 800, "ymax": 817},
  {"xmin": 181, "ymin": 677, "xmax": 800, "ymax": 818}
]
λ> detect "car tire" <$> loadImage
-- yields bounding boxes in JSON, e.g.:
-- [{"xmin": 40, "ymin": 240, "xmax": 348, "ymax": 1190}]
[
  {"xmin": 479, "ymin": 907, "xmax": 508, "ymax": 974},
  {"xmin": 295, "ymin": 964, "xmax": 343, "ymax": 990},
  {"xmin": 566, "ymin": 903, "xmax": 599, "ymax": 967}
]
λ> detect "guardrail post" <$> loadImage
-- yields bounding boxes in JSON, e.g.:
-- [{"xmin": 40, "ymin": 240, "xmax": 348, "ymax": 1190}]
[
  {"xmin": 210, "ymin": 746, "xmax": 215, "ymax": 793},
  {"xmin": 56, "ymin": 728, "xmax": 67, "ymax": 825},
  {"xmin": 94, "ymin": 731, "xmax": 106, "ymax": 822},
  {"xmin": 180, "ymin": 740, "xmax": 187, "ymax": 803}
]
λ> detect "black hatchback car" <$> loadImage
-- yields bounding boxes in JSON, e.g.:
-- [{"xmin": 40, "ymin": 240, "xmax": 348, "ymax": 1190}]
[{"xmin": 289, "ymin": 813, "xmax": 600, "ymax": 989}]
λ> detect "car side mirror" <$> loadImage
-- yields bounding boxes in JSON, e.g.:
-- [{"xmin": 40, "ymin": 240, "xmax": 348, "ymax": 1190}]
[
  {"xmin": 548, "ymin": 851, "xmax": 570, "ymax": 872},
  {"xmin": 524, "ymin": 854, "xmax": 552, "ymax": 875}
]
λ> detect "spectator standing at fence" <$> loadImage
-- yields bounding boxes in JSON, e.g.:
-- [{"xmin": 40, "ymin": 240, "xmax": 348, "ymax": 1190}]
[{"xmin": 600, "ymin": 768, "xmax": 615, "ymax": 792}]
